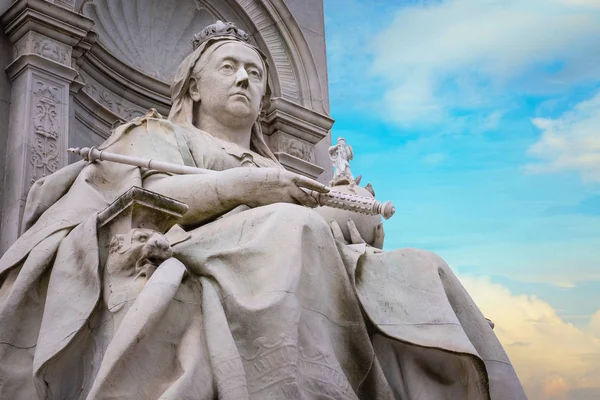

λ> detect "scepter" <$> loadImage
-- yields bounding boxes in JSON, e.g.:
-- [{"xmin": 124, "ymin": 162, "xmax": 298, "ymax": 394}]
[{"xmin": 68, "ymin": 147, "xmax": 396, "ymax": 219}]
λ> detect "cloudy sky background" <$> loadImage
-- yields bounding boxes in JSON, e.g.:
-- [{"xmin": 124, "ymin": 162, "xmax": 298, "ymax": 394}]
[{"xmin": 323, "ymin": 0, "xmax": 600, "ymax": 398}]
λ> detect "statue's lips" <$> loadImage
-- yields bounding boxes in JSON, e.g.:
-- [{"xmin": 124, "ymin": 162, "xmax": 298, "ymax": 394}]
[{"xmin": 230, "ymin": 92, "xmax": 250, "ymax": 101}]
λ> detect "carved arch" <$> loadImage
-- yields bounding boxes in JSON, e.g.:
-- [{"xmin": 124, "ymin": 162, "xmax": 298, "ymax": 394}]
[
  {"xmin": 74, "ymin": 0, "xmax": 327, "ymax": 115},
  {"xmin": 233, "ymin": 0, "xmax": 327, "ymax": 115}
]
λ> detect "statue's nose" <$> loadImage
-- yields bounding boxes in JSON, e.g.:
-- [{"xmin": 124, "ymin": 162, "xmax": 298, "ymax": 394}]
[
  {"xmin": 144, "ymin": 235, "xmax": 173, "ymax": 258},
  {"xmin": 235, "ymin": 68, "xmax": 249, "ymax": 87},
  {"xmin": 151, "ymin": 236, "xmax": 171, "ymax": 251}
]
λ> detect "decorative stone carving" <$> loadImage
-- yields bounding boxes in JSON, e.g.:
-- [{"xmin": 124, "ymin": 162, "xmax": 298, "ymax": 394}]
[
  {"xmin": 192, "ymin": 19, "xmax": 250, "ymax": 46},
  {"xmin": 87, "ymin": 84, "xmax": 146, "ymax": 121},
  {"xmin": 239, "ymin": 333, "xmax": 356, "ymax": 397},
  {"xmin": 49, "ymin": 0, "xmax": 76, "ymax": 10},
  {"xmin": 34, "ymin": 37, "xmax": 71, "ymax": 64},
  {"xmin": 263, "ymin": 97, "xmax": 332, "ymax": 180},
  {"xmin": 75, "ymin": 69, "xmax": 145, "ymax": 122},
  {"xmin": 329, "ymin": 137, "xmax": 354, "ymax": 183},
  {"xmin": 13, "ymin": 31, "xmax": 72, "ymax": 65},
  {"xmin": 315, "ymin": 138, "xmax": 384, "ymax": 247},
  {"xmin": 0, "ymin": 0, "xmax": 94, "ymax": 252},
  {"xmin": 94, "ymin": 186, "xmax": 188, "ymax": 336},
  {"xmin": 30, "ymin": 80, "xmax": 62, "ymax": 185},
  {"xmin": 0, "ymin": 20, "xmax": 527, "ymax": 399},
  {"xmin": 69, "ymin": 0, "xmax": 332, "ymax": 184},
  {"xmin": 270, "ymin": 131, "xmax": 313, "ymax": 161},
  {"xmin": 105, "ymin": 228, "xmax": 173, "ymax": 313}
]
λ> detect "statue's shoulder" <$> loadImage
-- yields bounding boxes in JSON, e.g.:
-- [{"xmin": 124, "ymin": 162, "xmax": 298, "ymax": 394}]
[{"xmin": 98, "ymin": 109, "xmax": 182, "ymax": 162}]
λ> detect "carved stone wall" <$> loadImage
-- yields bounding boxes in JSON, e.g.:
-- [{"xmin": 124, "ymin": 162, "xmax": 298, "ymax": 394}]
[
  {"xmin": 30, "ymin": 78, "xmax": 65, "ymax": 184},
  {"xmin": 0, "ymin": 3, "xmax": 11, "ymax": 235},
  {"xmin": 281, "ymin": 0, "xmax": 331, "ymax": 172},
  {"xmin": 0, "ymin": 0, "xmax": 94, "ymax": 253},
  {"xmin": 14, "ymin": 31, "xmax": 72, "ymax": 65}
]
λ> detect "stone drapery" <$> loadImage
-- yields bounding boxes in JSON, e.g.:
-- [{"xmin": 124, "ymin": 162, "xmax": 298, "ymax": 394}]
[{"xmin": 0, "ymin": 112, "xmax": 526, "ymax": 399}]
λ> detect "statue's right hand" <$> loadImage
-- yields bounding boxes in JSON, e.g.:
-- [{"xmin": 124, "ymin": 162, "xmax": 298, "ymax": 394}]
[{"xmin": 216, "ymin": 167, "xmax": 330, "ymax": 208}]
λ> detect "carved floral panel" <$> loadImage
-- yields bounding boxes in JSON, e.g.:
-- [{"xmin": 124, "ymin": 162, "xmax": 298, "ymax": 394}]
[{"xmin": 30, "ymin": 80, "xmax": 62, "ymax": 185}]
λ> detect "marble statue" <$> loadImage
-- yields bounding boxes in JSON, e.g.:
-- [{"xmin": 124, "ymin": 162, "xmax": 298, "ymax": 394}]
[
  {"xmin": 329, "ymin": 137, "xmax": 355, "ymax": 184},
  {"xmin": 317, "ymin": 139, "xmax": 385, "ymax": 247},
  {"xmin": 0, "ymin": 21, "xmax": 527, "ymax": 400}
]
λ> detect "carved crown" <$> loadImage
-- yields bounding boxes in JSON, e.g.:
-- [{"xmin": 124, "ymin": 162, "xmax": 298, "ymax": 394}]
[{"xmin": 192, "ymin": 20, "xmax": 250, "ymax": 50}]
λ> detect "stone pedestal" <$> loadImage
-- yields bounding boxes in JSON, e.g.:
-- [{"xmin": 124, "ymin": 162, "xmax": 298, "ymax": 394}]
[
  {"xmin": 0, "ymin": 0, "xmax": 93, "ymax": 253},
  {"xmin": 96, "ymin": 186, "xmax": 189, "ymax": 268}
]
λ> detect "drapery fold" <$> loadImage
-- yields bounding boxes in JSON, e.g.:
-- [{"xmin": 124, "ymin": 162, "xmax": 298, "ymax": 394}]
[{"xmin": 0, "ymin": 112, "xmax": 526, "ymax": 399}]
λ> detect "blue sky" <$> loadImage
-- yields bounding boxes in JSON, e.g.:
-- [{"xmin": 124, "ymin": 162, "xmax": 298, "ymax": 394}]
[{"xmin": 323, "ymin": 0, "xmax": 600, "ymax": 398}]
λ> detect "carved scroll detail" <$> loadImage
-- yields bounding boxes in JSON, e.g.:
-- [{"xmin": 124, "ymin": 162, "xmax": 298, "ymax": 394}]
[
  {"xmin": 13, "ymin": 32, "xmax": 72, "ymax": 65},
  {"xmin": 30, "ymin": 81, "xmax": 61, "ymax": 185},
  {"xmin": 77, "ymin": 70, "xmax": 145, "ymax": 121},
  {"xmin": 34, "ymin": 38, "xmax": 71, "ymax": 65},
  {"xmin": 86, "ymin": 84, "xmax": 146, "ymax": 121},
  {"xmin": 270, "ymin": 132, "xmax": 314, "ymax": 162}
]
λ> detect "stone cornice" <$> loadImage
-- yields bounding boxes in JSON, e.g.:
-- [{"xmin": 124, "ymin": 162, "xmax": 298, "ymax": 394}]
[
  {"xmin": 265, "ymin": 97, "xmax": 333, "ymax": 144},
  {"xmin": 273, "ymin": 152, "xmax": 324, "ymax": 180},
  {"xmin": 2, "ymin": 0, "xmax": 93, "ymax": 45},
  {"xmin": 97, "ymin": 186, "xmax": 188, "ymax": 233},
  {"xmin": 6, "ymin": 53, "xmax": 77, "ymax": 81}
]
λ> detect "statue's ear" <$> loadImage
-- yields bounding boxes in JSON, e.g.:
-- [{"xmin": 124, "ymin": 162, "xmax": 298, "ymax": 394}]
[{"xmin": 188, "ymin": 77, "xmax": 201, "ymax": 103}]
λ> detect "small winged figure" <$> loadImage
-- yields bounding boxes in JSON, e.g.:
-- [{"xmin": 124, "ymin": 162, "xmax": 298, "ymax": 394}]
[{"xmin": 329, "ymin": 137, "xmax": 354, "ymax": 184}]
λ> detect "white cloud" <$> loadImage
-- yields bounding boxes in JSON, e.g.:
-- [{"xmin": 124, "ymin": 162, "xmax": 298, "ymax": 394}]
[
  {"xmin": 458, "ymin": 273, "xmax": 600, "ymax": 399},
  {"xmin": 590, "ymin": 310, "xmax": 600, "ymax": 337},
  {"xmin": 526, "ymin": 91, "xmax": 600, "ymax": 182},
  {"xmin": 371, "ymin": 0, "xmax": 600, "ymax": 126}
]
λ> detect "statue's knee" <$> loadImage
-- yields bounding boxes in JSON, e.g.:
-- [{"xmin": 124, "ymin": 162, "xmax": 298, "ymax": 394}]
[{"xmin": 265, "ymin": 203, "xmax": 331, "ymax": 235}]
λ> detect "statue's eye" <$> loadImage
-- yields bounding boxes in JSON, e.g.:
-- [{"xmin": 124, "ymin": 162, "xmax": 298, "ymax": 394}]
[
  {"xmin": 248, "ymin": 69, "xmax": 261, "ymax": 80},
  {"xmin": 220, "ymin": 63, "xmax": 234, "ymax": 73}
]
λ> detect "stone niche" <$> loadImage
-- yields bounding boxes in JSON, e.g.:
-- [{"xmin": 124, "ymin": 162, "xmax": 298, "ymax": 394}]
[
  {"xmin": 70, "ymin": 0, "xmax": 334, "ymax": 181},
  {"xmin": 0, "ymin": 0, "xmax": 334, "ymax": 253}
]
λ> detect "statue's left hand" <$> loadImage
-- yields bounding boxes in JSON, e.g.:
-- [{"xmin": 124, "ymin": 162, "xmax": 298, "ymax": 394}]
[{"xmin": 330, "ymin": 219, "xmax": 385, "ymax": 250}]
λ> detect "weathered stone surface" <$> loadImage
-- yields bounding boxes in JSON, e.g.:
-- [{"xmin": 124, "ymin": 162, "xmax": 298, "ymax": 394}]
[
  {"xmin": 0, "ymin": 20, "xmax": 526, "ymax": 399},
  {"xmin": 0, "ymin": 0, "xmax": 94, "ymax": 253}
]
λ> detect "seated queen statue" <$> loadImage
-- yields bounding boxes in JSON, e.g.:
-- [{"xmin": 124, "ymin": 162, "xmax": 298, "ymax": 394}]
[{"xmin": 0, "ymin": 21, "xmax": 526, "ymax": 400}]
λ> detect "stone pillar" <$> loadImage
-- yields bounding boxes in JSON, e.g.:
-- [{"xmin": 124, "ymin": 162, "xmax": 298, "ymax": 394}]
[
  {"xmin": 0, "ymin": 0, "xmax": 93, "ymax": 253},
  {"xmin": 263, "ymin": 97, "xmax": 333, "ymax": 181}
]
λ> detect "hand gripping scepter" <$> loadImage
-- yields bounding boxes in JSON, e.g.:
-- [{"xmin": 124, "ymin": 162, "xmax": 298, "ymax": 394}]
[{"xmin": 68, "ymin": 147, "xmax": 396, "ymax": 219}]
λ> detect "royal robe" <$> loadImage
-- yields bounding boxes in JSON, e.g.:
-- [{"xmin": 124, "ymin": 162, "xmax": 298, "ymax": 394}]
[{"xmin": 0, "ymin": 110, "xmax": 526, "ymax": 399}]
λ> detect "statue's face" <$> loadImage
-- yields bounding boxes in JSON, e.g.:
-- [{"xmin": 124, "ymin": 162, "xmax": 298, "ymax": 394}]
[{"xmin": 193, "ymin": 42, "xmax": 266, "ymax": 124}]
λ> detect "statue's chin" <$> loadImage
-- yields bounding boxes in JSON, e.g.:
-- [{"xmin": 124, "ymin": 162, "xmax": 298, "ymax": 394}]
[{"xmin": 225, "ymin": 101, "xmax": 258, "ymax": 121}]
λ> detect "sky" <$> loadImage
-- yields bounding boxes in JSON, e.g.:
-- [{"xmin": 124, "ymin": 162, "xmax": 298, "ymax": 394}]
[{"xmin": 323, "ymin": 0, "xmax": 600, "ymax": 398}]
